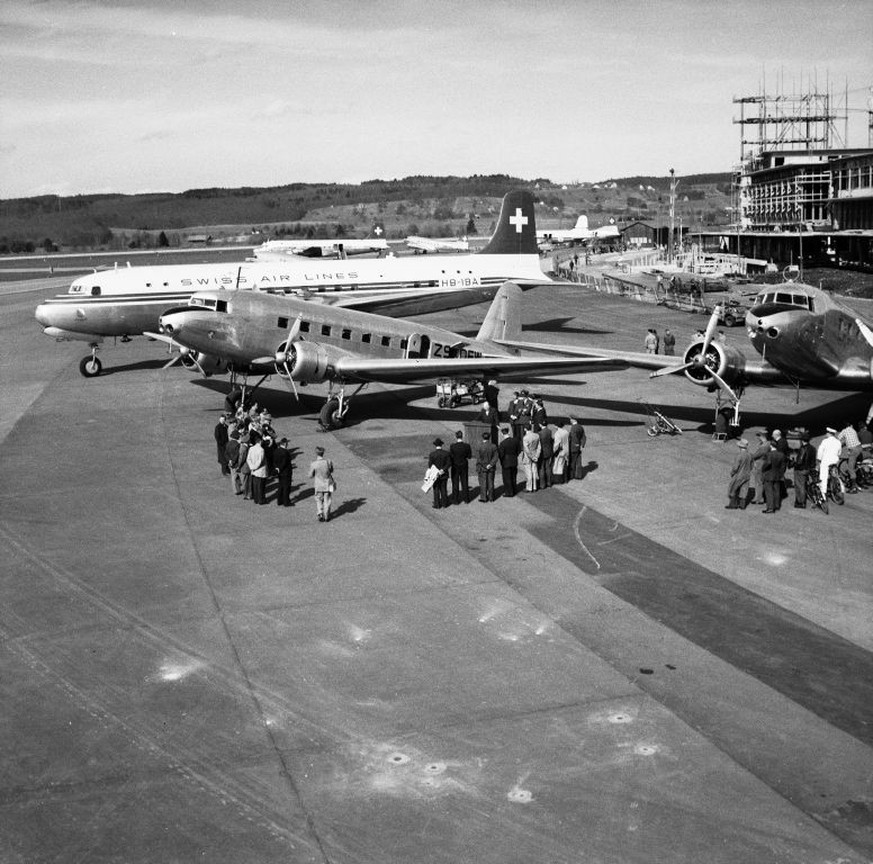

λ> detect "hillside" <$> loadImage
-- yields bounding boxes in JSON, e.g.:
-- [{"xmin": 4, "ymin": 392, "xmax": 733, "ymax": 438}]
[{"xmin": 0, "ymin": 173, "xmax": 732, "ymax": 253}]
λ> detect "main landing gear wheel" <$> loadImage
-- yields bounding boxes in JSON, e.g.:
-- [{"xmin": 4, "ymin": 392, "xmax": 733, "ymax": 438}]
[
  {"xmin": 79, "ymin": 356, "xmax": 103, "ymax": 377},
  {"xmin": 319, "ymin": 398, "xmax": 343, "ymax": 430}
]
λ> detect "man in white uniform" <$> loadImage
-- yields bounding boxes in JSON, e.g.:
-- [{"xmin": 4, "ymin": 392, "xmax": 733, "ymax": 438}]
[{"xmin": 816, "ymin": 427, "xmax": 842, "ymax": 498}]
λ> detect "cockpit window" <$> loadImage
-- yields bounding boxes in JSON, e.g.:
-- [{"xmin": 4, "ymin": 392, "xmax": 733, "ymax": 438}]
[
  {"xmin": 792, "ymin": 294, "xmax": 809, "ymax": 310},
  {"xmin": 776, "ymin": 292, "xmax": 792, "ymax": 304},
  {"xmin": 190, "ymin": 296, "xmax": 205, "ymax": 306},
  {"xmin": 91, "ymin": 286, "xmax": 101, "ymax": 296},
  {"xmin": 216, "ymin": 300, "xmax": 228, "ymax": 313}
]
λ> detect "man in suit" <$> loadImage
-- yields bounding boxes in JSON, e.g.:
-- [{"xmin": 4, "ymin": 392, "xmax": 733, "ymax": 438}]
[
  {"xmin": 568, "ymin": 417, "xmax": 587, "ymax": 480},
  {"xmin": 246, "ymin": 432, "xmax": 267, "ymax": 505},
  {"xmin": 309, "ymin": 445, "xmax": 336, "ymax": 522},
  {"xmin": 225, "ymin": 429, "xmax": 241, "ymax": 494},
  {"xmin": 761, "ymin": 441, "xmax": 786, "ymax": 514},
  {"xmin": 427, "ymin": 438, "xmax": 451, "ymax": 509},
  {"xmin": 532, "ymin": 397, "xmax": 547, "ymax": 429},
  {"xmin": 214, "ymin": 415, "xmax": 230, "ymax": 475},
  {"xmin": 792, "ymin": 431, "xmax": 816, "ymax": 508},
  {"xmin": 508, "ymin": 391, "xmax": 523, "ymax": 442},
  {"xmin": 448, "ymin": 430, "xmax": 472, "ymax": 504},
  {"xmin": 537, "ymin": 422, "xmax": 554, "ymax": 489},
  {"xmin": 497, "ymin": 427, "xmax": 521, "ymax": 497},
  {"xmin": 477, "ymin": 402, "xmax": 500, "ymax": 445},
  {"xmin": 272, "ymin": 437, "xmax": 294, "ymax": 507},
  {"xmin": 475, "ymin": 432, "xmax": 499, "ymax": 502}
]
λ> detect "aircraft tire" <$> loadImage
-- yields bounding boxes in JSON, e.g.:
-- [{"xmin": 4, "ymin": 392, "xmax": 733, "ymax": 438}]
[
  {"xmin": 319, "ymin": 398, "xmax": 342, "ymax": 430},
  {"xmin": 79, "ymin": 356, "xmax": 103, "ymax": 377}
]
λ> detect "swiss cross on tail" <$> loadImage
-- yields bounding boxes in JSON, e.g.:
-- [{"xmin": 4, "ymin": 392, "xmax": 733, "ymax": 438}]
[
  {"xmin": 509, "ymin": 208, "xmax": 528, "ymax": 234},
  {"xmin": 477, "ymin": 190, "xmax": 538, "ymax": 256}
]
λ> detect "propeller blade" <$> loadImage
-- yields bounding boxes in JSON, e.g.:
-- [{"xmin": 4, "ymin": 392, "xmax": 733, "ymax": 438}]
[
  {"xmin": 252, "ymin": 356, "xmax": 275, "ymax": 365},
  {"xmin": 162, "ymin": 355, "xmax": 182, "ymax": 370},
  {"xmin": 650, "ymin": 361, "xmax": 694, "ymax": 379},
  {"xmin": 279, "ymin": 361, "xmax": 300, "ymax": 401},
  {"xmin": 708, "ymin": 369, "xmax": 739, "ymax": 404},
  {"xmin": 701, "ymin": 304, "xmax": 721, "ymax": 355}
]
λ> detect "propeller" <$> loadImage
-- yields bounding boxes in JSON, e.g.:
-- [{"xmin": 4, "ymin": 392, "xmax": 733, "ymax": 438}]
[
  {"xmin": 649, "ymin": 304, "xmax": 722, "ymax": 380},
  {"xmin": 145, "ymin": 329, "xmax": 207, "ymax": 376},
  {"xmin": 274, "ymin": 314, "xmax": 304, "ymax": 401}
]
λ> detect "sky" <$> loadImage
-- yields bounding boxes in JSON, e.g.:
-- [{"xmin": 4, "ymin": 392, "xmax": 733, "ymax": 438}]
[{"xmin": 1, "ymin": 0, "xmax": 871, "ymax": 198}]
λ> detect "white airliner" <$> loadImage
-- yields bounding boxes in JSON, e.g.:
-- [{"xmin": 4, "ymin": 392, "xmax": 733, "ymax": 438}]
[
  {"xmin": 35, "ymin": 190, "xmax": 551, "ymax": 377},
  {"xmin": 405, "ymin": 236, "xmax": 470, "ymax": 254},
  {"xmin": 251, "ymin": 236, "xmax": 389, "ymax": 260},
  {"xmin": 537, "ymin": 215, "xmax": 619, "ymax": 247}
]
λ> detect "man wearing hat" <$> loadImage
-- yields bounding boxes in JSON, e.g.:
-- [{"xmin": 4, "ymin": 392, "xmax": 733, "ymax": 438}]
[
  {"xmin": 749, "ymin": 430, "xmax": 770, "ymax": 505},
  {"xmin": 309, "ymin": 445, "xmax": 336, "ymax": 522},
  {"xmin": 761, "ymin": 439, "xmax": 786, "ymax": 514},
  {"xmin": 449, "ymin": 430, "xmax": 472, "ymax": 504},
  {"xmin": 427, "ymin": 437, "xmax": 451, "ymax": 509},
  {"xmin": 816, "ymin": 427, "xmax": 842, "ymax": 499},
  {"xmin": 793, "ymin": 431, "xmax": 816, "ymax": 508},
  {"xmin": 726, "ymin": 438, "xmax": 753, "ymax": 509},
  {"xmin": 273, "ymin": 437, "xmax": 294, "ymax": 507},
  {"xmin": 475, "ymin": 431, "xmax": 498, "ymax": 503}
]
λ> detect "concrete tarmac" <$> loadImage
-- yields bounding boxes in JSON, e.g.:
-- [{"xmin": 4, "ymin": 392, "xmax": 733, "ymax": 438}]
[{"xmin": 1, "ymin": 278, "xmax": 871, "ymax": 863}]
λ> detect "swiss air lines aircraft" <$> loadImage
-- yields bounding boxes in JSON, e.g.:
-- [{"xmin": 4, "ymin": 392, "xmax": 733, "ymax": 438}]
[{"xmin": 35, "ymin": 190, "xmax": 552, "ymax": 377}]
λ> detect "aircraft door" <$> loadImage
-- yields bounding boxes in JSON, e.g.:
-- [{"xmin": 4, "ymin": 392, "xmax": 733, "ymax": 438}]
[{"xmin": 405, "ymin": 333, "xmax": 431, "ymax": 359}]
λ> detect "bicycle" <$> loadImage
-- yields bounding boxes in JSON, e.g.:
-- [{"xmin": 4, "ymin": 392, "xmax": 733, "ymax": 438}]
[{"xmin": 805, "ymin": 465, "xmax": 845, "ymax": 514}]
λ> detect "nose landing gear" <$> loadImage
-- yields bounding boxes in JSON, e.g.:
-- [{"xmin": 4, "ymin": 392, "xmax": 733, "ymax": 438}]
[{"xmin": 79, "ymin": 344, "xmax": 103, "ymax": 377}]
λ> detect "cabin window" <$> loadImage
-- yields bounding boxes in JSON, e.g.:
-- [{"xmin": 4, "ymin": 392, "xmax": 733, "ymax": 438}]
[
  {"xmin": 216, "ymin": 300, "xmax": 228, "ymax": 313},
  {"xmin": 278, "ymin": 317, "xmax": 289, "ymax": 329},
  {"xmin": 91, "ymin": 286, "xmax": 101, "ymax": 296},
  {"xmin": 361, "ymin": 333, "xmax": 371, "ymax": 344},
  {"xmin": 341, "ymin": 328, "xmax": 352, "ymax": 340},
  {"xmin": 321, "ymin": 324, "xmax": 331, "ymax": 336},
  {"xmin": 400, "ymin": 338, "xmax": 408, "ymax": 350},
  {"xmin": 381, "ymin": 335, "xmax": 391, "ymax": 347},
  {"xmin": 146, "ymin": 283, "xmax": 151, "ymax": 288},
  {"xmin": 299, "ymin": 321, "xmax": 310, "ymax": 333}
]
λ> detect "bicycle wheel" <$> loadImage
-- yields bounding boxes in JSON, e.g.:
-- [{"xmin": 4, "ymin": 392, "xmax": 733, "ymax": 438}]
[
  {"xmin": 808, "ymin": 480, "xmax": 828, "ymax": 514},
  {"xmin": 829, "ymin": 478, "xmax": 844, "ymax": 505}
]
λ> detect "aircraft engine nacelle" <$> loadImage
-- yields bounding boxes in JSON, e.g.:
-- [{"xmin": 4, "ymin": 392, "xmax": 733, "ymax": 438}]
[
  {"xmin": 282, "ymin": 341, "xmax": 343, "ymax": 383},
  {"xmin": 682, "ymin": 340, "xmax": 747, "ymax": 389},
  {"xmin": 181, "ymin": 351, "xmax": 229, "ymax": 376}
]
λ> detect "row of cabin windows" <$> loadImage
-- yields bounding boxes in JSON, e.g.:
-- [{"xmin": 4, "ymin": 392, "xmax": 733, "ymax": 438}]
[{"xmin": 278, "ymin": 317, "xmax": 407, "ymax": 349}]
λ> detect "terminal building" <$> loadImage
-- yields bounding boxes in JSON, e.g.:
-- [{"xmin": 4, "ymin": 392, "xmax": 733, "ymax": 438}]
[{"xmin": 699, "ymin": 83, "xmax": 873, "ymax": 272}]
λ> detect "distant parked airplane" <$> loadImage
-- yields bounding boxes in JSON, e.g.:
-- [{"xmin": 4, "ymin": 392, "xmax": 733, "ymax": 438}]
[
  {"xmin": 405, "ymin": 236, "xmax": 470, "ymax": 254},
  {"xmin": 537, "ymin": 215, "xmax": 619, "ymax": 247},
  {"xmin": 251, "ymin": 235, "xmax": 388, "ymax": 260},
  {"xmin": 36, "ymin": 190, "xmax": 553, "ymax": 377}
]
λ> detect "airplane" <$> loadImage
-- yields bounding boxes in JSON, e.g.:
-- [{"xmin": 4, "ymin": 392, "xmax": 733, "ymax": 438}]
[
  {"xmin": 492, "ymin": 281, "xmax": 873, "ymax": 423},
  {"xmin": 155, "ymin": 282, "xmax": 627, "ymax": 430},
  {"xmin": 251, "ymin": 235, "xmax": 389, "ymax": 260},
  {"xmin": 35, "ymin": 190, "xmax": 554, "ymax": 378},
  {"xmin": 405, "ymin": 236, "xmax": 470, "ymax": 254},
  {"xmin": 537, "ymin": 215, "xmax": 620, "ymax": 247}
]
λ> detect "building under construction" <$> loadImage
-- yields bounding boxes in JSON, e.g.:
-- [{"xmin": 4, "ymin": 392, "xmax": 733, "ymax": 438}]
[{"xmin": 701, "ymin": 78, "xmax": 873, "ymax": 272}]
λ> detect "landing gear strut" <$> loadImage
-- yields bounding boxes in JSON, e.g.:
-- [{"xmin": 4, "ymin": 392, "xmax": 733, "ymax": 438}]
[
  {"xmin": 79, "ymin": 344, "xmax": 102, "ymax": 378},
  {"xmin": 318, "ymin": 382, "xmax": 367, "ymax": 430}
]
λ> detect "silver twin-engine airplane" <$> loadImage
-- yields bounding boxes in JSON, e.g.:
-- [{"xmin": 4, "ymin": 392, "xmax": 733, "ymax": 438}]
[
  {"xmin": 35, "ymin": 190, "xmax": 552, "ymax": 377},
  {"xmin": 496, "ymin": 280, "xmax": 873, "ymax": 420},
  {"xmin": 156, "ymin": 282, "xmax": 627, "ymax": 429}
]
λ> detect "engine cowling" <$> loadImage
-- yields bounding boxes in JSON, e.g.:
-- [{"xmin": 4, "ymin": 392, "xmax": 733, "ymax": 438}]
[
  {"xmin": 681, "ymin": 340, "xmax": 747, "ymax": 389},
  {"xmin": 279, "ymin": 341, "xmax": 344, "ymax": 383}
]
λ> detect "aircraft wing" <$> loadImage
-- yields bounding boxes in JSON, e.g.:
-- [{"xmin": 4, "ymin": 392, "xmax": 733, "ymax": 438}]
[
  {"xmin": 329, "ymin": 354, "xmax": 628, "ymax": 385},
  {"xmin": 493, "ymin": 338, "xmax": 788, "ymax": 384}
]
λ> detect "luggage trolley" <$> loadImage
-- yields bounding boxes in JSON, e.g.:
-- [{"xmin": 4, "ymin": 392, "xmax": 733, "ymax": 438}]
[{"xmin": 436, "ymin": 378, "xmax": 484, "ymax": 409}]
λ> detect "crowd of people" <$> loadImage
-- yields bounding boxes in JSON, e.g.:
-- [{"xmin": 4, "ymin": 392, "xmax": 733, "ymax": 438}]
[
  {"xmin": 213, "ymin": 396, "xmax": 337, "ymax": 522},
  {"xmin": 426, "ymin": 388, "xmax": 588, "ymax": 508},
  {"xmin": 725, "ymin": 419, "xmax": 873, "ymax": 512}
]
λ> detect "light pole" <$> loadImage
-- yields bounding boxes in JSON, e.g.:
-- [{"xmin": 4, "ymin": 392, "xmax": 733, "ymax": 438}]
[{"xmin": 668, "ymin": 168, "xmax": 677, "ymax": 265}]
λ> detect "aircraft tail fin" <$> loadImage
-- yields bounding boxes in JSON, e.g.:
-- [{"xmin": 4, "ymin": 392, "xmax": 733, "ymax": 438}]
[
  {"xmin": 476, "ymin": 281, "xmax": 523, "ymax": 343},
  {"xmin": 478, "ymin": 190, "xmax": 538, "ymax": 255}
]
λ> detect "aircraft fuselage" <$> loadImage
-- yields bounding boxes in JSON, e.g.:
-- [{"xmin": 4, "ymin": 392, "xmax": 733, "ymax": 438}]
[{"xmin": 745, "ymin": 286, "xmax": 873, "ymax": 388}]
